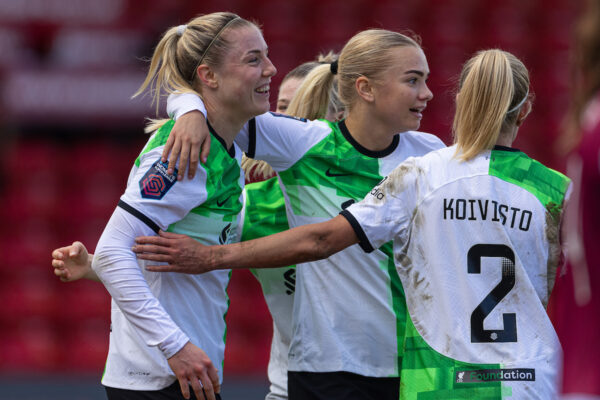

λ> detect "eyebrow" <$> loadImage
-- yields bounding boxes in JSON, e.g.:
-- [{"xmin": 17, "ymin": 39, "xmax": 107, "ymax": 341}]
[
  {"xmin": 246, "ymin": 47, "xmax": 268, "ymax": 56},
  {"xmin": 405, "ymin": 70, "xmax": 425, "ymax": 77}
]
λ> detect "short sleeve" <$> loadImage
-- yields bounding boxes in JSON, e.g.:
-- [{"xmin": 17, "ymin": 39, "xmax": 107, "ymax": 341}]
[
  {"xmin": 167, "ymin": 92, "xmax": 207, "ymax": 120},
  {"xmin": 342, "ymin": 158, "xmax": 423, "ymax": 252},
  {"xmin": 236, "ymin": 112, "xmax": 331, "ymax": 172}
]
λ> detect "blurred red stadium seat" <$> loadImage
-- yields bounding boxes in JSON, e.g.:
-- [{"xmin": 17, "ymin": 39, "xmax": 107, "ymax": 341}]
[
  {"xmin": 55, "ymin": 280, "xmax": 110, "ymax": 324},
  {"xmin": 0, "ymin": 275, "xmax": 60, "ymax": 323},
  {"xmin": 2, "ymin": 140, "xmax": 60, "ymax": 175},
  {"xmin": 59, "ymin": 318, "xmax": 110, "ymax": 372},
  {"xmin": 224, "ymin": 328, "xmax": 271, "ymax": 376},
  {"xmin": 0, "ymin": 318, "xmax": 60, "ymax": 373},
  {"xmin": 224, "ymin": 270, "xmax": 272, "ymax": 375}
]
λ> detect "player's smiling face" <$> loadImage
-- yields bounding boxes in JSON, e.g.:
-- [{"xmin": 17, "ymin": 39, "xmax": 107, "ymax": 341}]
[
  {"xmin": 213, "ymin": 25, "xmax": 277, "ymax": 121},
  {"xmin": 371, "ymin": 46, "xmax": 432, "ymax": 132}
]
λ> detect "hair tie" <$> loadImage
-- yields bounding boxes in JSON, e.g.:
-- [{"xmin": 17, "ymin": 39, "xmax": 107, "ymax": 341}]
[
  {"xmin": 330, "ymin": 60, "xmax": 338, "ymax": 75},
  {"xmin": 176, "ymin": 25, "xmax": 187, "ymax": 37},
  {"xmin": 507, "ymin": 88, "xmax": 529, "ymax": 114}
]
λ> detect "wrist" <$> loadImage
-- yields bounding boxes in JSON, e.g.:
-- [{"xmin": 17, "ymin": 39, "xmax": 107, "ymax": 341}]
[
  {"xmin": 159, "ymin": 330, "xmax": 190, "ymax": 359},
  {"xmin": 84, "ymin": 268, "xmax": 101, "ymax": 282}
]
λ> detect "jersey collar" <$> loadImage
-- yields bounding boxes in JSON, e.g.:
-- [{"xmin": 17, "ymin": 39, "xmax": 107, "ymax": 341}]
[
  {"xmin": 207, "ymin": 120, "xmax": 236, "ymax": 158},
  {"xmin": 338, "ymin": 120, "xmax": 399, "ymax": 158},
  {"xmin": 493, "ymin": 145, "xmax": 520, "ymax": 152}
]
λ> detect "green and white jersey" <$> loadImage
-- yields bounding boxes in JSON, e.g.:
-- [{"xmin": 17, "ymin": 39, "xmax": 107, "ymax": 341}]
[
  {"xmin": 238, "ymin": 177, "xmax": 294, "ymax": 400},
  {"xmin": 96, "ymin": 120, "xmax": 243, "ymax": 390},
  {"xmin": 343, "ymin": 145, "xmax": 571, "ymax": 398},
  {"xmin": 237, "ymin": 113, "xmax": 445, "ymax": 377}
]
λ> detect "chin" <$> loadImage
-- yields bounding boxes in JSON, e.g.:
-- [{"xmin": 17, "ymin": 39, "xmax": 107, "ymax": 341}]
[
  {"xmin": 395, "ymin": 124, "xmax": 418, "ymax": 133},
  {"xmin": 256, "ymin": 104, "xmax": 270, "ymax": 115},
  {"xmin": 245, "ymin": 107, "xmax": 268, "ymax": 120},
  {"xmin": 405, "ymin": 119, "xmax": 421, "ymax": 131}
]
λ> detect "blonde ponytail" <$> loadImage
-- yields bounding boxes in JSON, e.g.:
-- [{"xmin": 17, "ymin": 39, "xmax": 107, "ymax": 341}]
[
  {"xmin": 287, "ymin": 64, "xmax": 336, "ymax": 120},
  {"xmin": 453, "ymin": 49, "xmax": 530, "ymax": 161},
  {"xmin": 132, "ymin": 12, "xmax": 254, "ymax": 116}
]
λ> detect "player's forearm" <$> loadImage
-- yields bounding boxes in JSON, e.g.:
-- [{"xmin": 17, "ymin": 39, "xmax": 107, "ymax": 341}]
[{"xmin": 209, "ymin": 215, "xmax": 358, "ymax": 270}]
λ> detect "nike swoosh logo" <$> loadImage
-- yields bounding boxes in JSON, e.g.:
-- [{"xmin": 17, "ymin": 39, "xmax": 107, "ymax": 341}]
[
  {"xmin": 325, "ymin": 168, "xmax": 352, "ymax": 177},
  {"xmin": 216, "ymin": 196, "xmax": 231, "ymax": 207}
]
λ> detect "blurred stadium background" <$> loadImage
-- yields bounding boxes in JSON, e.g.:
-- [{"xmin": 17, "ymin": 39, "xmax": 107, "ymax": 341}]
[{"xmin": 0, "ymin": 0, "xmax": 581, "ymax": 398}]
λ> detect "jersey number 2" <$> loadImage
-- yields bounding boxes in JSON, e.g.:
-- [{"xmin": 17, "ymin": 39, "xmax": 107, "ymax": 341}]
[{"xmin": 468, "ymin": 244, "xmax": 517, "ymax": 343}]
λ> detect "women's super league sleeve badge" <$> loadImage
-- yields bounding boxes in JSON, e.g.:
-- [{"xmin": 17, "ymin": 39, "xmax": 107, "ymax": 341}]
[{"xmin": 139, "ymin": 160, "xmax": 178, "ymax": 200}]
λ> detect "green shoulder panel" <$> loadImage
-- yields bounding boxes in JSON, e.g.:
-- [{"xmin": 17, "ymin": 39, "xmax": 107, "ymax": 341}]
[
  {"xmin": 277, "ymin": 120, "xmax": 383, "ymax": 215},
  {"xmin": 489, "ymin": 150, "xmax": 571, "ymax": 209},
  {"xmin": 134, "ymin": 120, "xmax": 175, "ymax": 167}
]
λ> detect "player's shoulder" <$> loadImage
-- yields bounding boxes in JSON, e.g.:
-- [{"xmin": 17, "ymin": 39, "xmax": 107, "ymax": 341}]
[
  {"xmin": 254, "ymin": 112, "xmax": 333, "ymax": 144},
  {"xmin": 258, "ymin": 111, "xmax": 330, "ymax": 130},
  {"xmin": 399, "ymin": 130, "xmax": 446, "ymax": 151},
  {"xmin": 490, "ymin": 148, "xmax": 571, "ymax": 206},
  {"xmin": 394, "ymin": 144, "xmax": 455, "ymax": 185}
]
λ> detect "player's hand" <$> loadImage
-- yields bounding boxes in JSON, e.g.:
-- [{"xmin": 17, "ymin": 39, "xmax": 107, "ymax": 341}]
[
  {"xmin": 168, "ymin": 342, "xmax": 220, "ymax": 400},
  {"xmin": 133, "ymin": 231, "xmax": 213, "ymax": 274},
  {"xmin": 161, "ymin": 110, "xmax": 211, "ymax": 181},
  {"xmin": 51, "ymin": 241, "xmax": 96, "ymax": 282}
]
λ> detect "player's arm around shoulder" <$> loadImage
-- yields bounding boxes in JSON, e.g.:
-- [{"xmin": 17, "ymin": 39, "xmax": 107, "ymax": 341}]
[
  {"xmin": 248, "ymin": 112, "xmax": 331, "ymax": 171},
  {"xmin": 164, "ymin": 92, "xmax": 211, "ymax": 180}
]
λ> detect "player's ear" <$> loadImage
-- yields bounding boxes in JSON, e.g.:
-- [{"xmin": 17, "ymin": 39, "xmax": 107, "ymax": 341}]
[
  {"xmin": 515, "ymin": 100, "xmax": 532, "ymax": 127},
  {"xmin": 355, "ymin": 76, "xmax": 374, "ymax": 103},
  {"xmin": 196, "ymin": 65, "xmax": 218, "ymax": 88}
]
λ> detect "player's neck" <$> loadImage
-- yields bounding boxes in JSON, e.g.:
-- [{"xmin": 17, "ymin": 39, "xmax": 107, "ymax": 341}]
[
  {"xmin": 205, "ymin": 104, "xmax": 244, "ymax": 149},
  {"xmin": 345, "ymin": 108, "xmax": 395, "ymax": 151},
  {"xmin": 496, "ymin": 128, "xmax": 517, "ymax": 147}
]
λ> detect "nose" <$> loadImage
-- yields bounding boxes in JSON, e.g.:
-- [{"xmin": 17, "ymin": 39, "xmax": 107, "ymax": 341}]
[
  {"xmin": 263, "ymin": 56, "xmax": 277, "ymax": 78},
  {"xmin": 421, "ymin": 82, "xmax": 433, "ymax": 101}
]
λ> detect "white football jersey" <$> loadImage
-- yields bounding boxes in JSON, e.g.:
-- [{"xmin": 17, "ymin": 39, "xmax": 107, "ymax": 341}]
[
  {"xmin": 238, "ymin": 112, "xmax": 444, "ymax": 377},
  {"xmin": 95, "ymin": 120, "xmax": 243, "ymax": 390},
  {"xmin": 343, "ymin": 145, "xmax": 571, "ymax": 398},
  {"xmin": 168, "ymin": 94, "xmax": 446, "ymax": 378}
]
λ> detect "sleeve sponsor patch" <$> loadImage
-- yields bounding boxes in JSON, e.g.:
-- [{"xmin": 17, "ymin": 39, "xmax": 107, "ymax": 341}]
[{"xmin": 139, "ymin": 160, "xmax": 178, "ymax": 200}]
